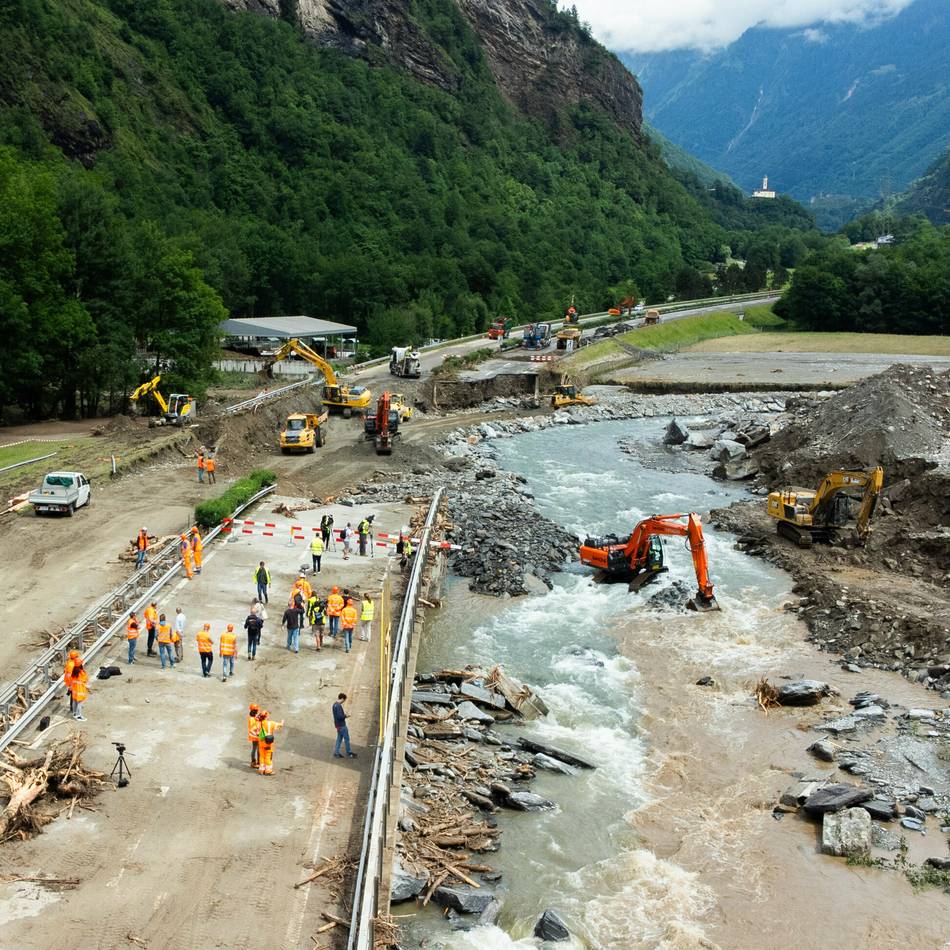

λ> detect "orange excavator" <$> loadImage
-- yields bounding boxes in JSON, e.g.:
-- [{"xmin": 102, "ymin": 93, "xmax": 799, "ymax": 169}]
[
  {"xmin": 363, "ymin": 391, "xmax": 400, "ymax": 455},
  {"xmin": 578, "ymin": 513, "xmax": 720, "ymax": 611}
]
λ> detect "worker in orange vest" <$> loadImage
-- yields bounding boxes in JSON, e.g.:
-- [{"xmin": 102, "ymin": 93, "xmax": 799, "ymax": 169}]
[
  {"xmin": 205, "ymin": 455, "xmax": 217, "ymax": 485},
  {"xmin": 196, "ymin": 623, "xmax": 214, "ymax": 677},
  {"xmin": 291, "ymin": 574, "xmax": 312, "ymax": 606},
  {"xmin": 256, "ymin": 710, "xmax": 284, "ymax": 776},
  {"xmin": 196, "ymin": 451, "xmax": 205, "ymax": 483},
  {"xmin": 126, "ymin": 612, "xmax": 140, "ymax": 664},
  {"xmin": 190, "ymin": 527, "xmax": 203, "ymax": 574},
  {"xmin": 63, "ymin": 649, "xmax": 80, "ymax": 715},
  {"xmin": 135, "ymin": 527, "xmax": 148, "ymax": 568},
  {"xmin": 144, "ymin": 601, "xmax": 159, "ymax": 656},
  {"xmin": 340, "ymin": 598, "xmax": 358, "ymax": 654},
  {"xmin": 247, "ymin": 702, "xmax": 261, "ymax": 769},
  {"xmin": 326, "ymin": 586, "xmax": 344, "ymax": 640},
  {"xmin": 220, "ymin": 623, "xmax": 237, "ymax": 681},
  {"xmin": 156, "ymin": 613, "xmax": 175, "ymax": 669},
  {"xmin": 179, "ymin": 533, "xmax": 194, "ymax": 579},
  {"xmin": 70, "ymin": 658, "xmax": 89, "ymax": 722}
]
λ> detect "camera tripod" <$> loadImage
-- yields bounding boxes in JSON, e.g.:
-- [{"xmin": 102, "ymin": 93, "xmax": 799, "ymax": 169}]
[{"xmin": 111, "ymin": 744, "xmax": 132, "ymax": 788}]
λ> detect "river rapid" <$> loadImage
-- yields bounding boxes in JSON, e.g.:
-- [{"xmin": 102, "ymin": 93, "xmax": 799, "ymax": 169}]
[{"xmin": 401, "ymin": 418, "xmax": 950, "ymax": 949}]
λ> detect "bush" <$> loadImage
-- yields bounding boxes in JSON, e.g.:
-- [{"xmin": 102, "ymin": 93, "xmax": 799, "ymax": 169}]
[{"xmin": 194, "ymin": 469, "xmax": 277, "ymax": 529}]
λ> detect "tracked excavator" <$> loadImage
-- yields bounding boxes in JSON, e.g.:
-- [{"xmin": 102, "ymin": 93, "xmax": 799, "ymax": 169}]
[
  {"xmin": 767, "ymin": 467, "xmax": 884, "ymax": 547},
  {"xmin": 262, "ymin": 339, "xmax": 371, "ymax": 417},
  {"xmin": 579, "ymin": 512, "xmax": 720, "ymax": 611},
  {"xmin": 550, "ymin": 385, "xmax": 598, "ymax": 409},
  {"xmin": 130, "ymin": 376, "xmax": 196, "ymax": 425},
  {"xmin": 363, "ymin": 391, "xmax": 400, "ymax": 455}
]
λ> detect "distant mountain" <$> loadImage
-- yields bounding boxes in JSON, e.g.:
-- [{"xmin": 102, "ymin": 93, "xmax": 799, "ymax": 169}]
[
  {"xmin": 643, "ymin": 122, "xmax": 736, "ymax": 188},
  {"xmin": 623, "ymin": 0, "xmax": 950, "ymax": 208},
  {"xmin": 896, "ymin": 146, "xmax": 950, "ymax": 225}
]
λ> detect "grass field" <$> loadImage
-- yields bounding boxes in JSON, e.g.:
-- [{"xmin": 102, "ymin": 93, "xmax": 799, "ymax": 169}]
[
  {"xmin": 0, "ymin": 441, "xmax": 61, "ymax": 470},
  {"xmin": 686, "ymin": 332, "xmax": 950, "ymax": 356}
]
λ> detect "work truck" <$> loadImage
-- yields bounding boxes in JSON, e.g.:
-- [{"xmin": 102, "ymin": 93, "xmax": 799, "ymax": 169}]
[{"xmin": 28, "ymin": 472, "xmax": 91, "ymax": 516}]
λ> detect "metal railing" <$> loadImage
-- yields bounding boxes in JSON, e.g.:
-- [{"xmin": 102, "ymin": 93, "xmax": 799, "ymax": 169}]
[
  {"xmin": 222, "ymin": 377, "xmax": 318, "ymax": 415},
  {"xmin": 0, "ymin": 485, "xmax": 276, "ymax": 752},
  {"xmin": 348, "ymin": 489, "xmax": 444, "ymax": 949}
]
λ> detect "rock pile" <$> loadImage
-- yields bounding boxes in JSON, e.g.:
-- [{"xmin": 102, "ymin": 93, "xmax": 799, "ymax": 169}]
[{"xmin": 392, "ymin": 666, "xmax": 593, "ymax": 928}]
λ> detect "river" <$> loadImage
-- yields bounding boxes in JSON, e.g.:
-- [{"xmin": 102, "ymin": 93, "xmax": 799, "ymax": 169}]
[{"xmin": 400, "ymin": 418, "xmax": 950, "ymax": 949}]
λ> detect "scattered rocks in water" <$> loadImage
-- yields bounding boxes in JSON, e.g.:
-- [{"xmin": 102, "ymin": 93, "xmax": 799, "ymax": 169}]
[
  {"xmin": 663, "ymin": 418, "xmax": 688, "ymax": 445},
  {"xmin": 534, "ymin": 909, "xmax": 571, "ymax": 941},
  {"xmin": 505, "ymin": 791, "xmax": 555, "ymax": 811},
  {"xmin": 433, "ymin": 886, "xmax": 497, "ymax": 915},
  {"xmin": 807, "ymin": 740, "xmax": 837, "ymax": 762},
  {"xmin": 390, "ymin": 857, "xmax": 428, "ymax": 903},
  {"xmin": 803, "ymin": 783, "xmax": 873, "ymax": 816},
  {"xmin": 900, "ymin": 816, "xmax": 925, "ymax": 832},
  {"xmin": 925, "ymin": 856, "xmax": 950, "ymax": 870},
  {"xmin": 517, "ymin": 737, "xmax": 596, "ymax": 770},
  {"xmin": 645, "ymin": 579, "xmax": 692, "ymax": 610},
  {"xmin": 860, "ymin": 798, "xmax": 897, "ymax": 821},
  {"xmin": 822, "ymin": 807, "xmax": 871, "ymax": 859},
  {"xmin": 695, "ymin": 675, "xmax": 715, "ymax": 687},
  {"xmin": 776, "ymin": 680, "xmax": 836, "ymax": 706}
]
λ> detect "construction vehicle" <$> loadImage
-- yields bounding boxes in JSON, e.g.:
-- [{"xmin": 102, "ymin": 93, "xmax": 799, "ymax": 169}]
[
  {"xmin": 263, "ymin": 339, "xmax": 371, "ymax": 418},
  {"xmin": 28, "ymin": 471, "xmax": 91, "ymax": 516},
  {"xmin": 579, "ymin": 512, "xmax": 720, "ymax": 611},
  {"xmin": 279, "ymin": 411, "xmax": 329, "ymax": 454},
  {"xmin": 767, "ymin": 467, "xmax": 884, "ymax": 547},
  {"xmin": 556, "ymin": 326, "xmax": 581, "ymax": 351},
  {"xmin": 363, "ymin": 391, "xmax": 400, "ymax": 455},
  {"xmin": 551, "ymin": 385, "xmax": 598, "ymax": 409},
  {"xmin": 389, "ymin": 346, "xmax": 422, "ymax": 379},
  {"xmin": 488, "ymin": 317, "xmax": 514, "ymax": 340},
  {"xmin": 643, "ymin": 309, "xmax": 661, "ymax": 326},
  {"xmin": 564, "ymin": 297, "xmax": 579, "ymax": 325},
  {"xmin": 522, "ymin": 323, "xmax": 552, "ymax": 349},
  {"xmin": 390, "ymin": 393, "xmax": 414, "ymax": 423},
  {"xmin": 130, "ymin": 376, "xmax": 196, "ymax": 426}
]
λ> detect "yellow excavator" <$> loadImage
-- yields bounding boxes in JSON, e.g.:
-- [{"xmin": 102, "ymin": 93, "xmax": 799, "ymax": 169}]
[
  {"xmin": 130, "ymin": 376, "xmax": 196, "ymax": 425},
  {"xmin": 263, "ymin": 339, "xmax": 371, "ymax": 417},
  {"xmin": 551, "ymin": 385, "xmax": 598, "ymax": 409},
  {"xmin": 767, "ymin": 467, "xmax": 884, "ymax": 547}
]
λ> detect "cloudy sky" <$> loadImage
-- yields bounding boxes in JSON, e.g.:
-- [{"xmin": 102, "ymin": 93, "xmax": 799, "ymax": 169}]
[{"xmin": 563, "ymin": 0, "xmax": 915, "ymax": 52}]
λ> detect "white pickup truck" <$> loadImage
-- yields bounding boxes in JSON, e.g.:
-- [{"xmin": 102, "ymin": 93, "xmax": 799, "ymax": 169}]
[{"xmin": 28, "ymin": 471, "xmax": 92, "ymax": 516}]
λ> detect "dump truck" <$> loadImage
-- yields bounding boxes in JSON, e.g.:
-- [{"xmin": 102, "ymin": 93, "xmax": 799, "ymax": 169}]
[
  {"xmin": 643, "ymin": 309, "xmax": 661, "ymax": 326},
  {"xmin": 279, "ymin": 411, "xmax": 329, "ymax": 454},
  {"xmin": 556, "ymin": 326, "xmax": 581, "ymax": 351},
  {"xmin": 28, "ymin": 472, "xmax": 91, "ymax": 516},
  {"xmin": 488, "ymin": 317, "xmax": 514, "ymax": 340},
  {"xmin": 389, "ymin": 346, "xmax": 422, "ymax": 379}
]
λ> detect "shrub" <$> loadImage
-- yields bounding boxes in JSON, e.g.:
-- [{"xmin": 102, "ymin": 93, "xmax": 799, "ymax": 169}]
[{"xmin": 194, "ymin": 469, "xmax": 277, "ymax": 529}]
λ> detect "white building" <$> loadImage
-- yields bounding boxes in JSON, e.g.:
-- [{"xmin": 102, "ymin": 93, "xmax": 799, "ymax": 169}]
[{"xmin": 752, "ymin": 175, "xmax": 776, "ymax": 199}]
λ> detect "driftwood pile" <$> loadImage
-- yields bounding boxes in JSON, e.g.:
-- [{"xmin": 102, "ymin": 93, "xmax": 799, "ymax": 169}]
[
  {"xmin": 0, "ymin": 733, "xmax": 110, "ymax": 842},
  {"xmin": 391, "ymin": 665, "xmax": 594, "ymax": 928}
]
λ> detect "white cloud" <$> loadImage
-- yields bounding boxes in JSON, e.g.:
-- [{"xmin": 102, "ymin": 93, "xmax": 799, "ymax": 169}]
[{"xmin": 561, "ymin": 0, "xmax": 915, "ymax": 53}]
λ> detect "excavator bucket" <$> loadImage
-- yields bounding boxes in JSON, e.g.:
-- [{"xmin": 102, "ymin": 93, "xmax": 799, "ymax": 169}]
[{"xmin": 687, "ymin": 593, "xmax": 720, "ymax": 612}]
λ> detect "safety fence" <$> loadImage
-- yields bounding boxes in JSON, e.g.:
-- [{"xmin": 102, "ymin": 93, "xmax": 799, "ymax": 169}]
[
  {"xmin": 0, "ymin": 485, "xmax": 276, "ymax": 753},
  {"xmin": 222, "ymin": 376, "xmax": 318, "ymax": 416},
  {"xmin": 347, "ymin": 488, "xmax": 445, "ymax": 949}
]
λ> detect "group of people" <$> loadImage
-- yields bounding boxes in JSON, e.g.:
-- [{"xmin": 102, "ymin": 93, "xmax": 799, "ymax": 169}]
[
  {"xmin": 246, "ymin": 702, "xmax": 283, "ymax": 775},
  {"xmin": 195, "ymin": 449, "xmax": 218, "ymax": 484},
  {"xmin": 133, "ymin": 526, "xmax": 202, "ymax": 580},
  {"xmin": 311, "ymin": 513, "xmax": 375, "ymax": 564}
]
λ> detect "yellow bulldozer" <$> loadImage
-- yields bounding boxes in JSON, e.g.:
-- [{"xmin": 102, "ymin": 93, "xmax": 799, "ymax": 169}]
[
  {"xmin": 767, "ymin": 467, "xmax": 884, "ymax": 547},
  {"xmin": 551, "ymin": 385, "xmax": 598, "ymax": 409},
  {"xmin": 279, "ymin": 411, "xmax": 329, "ymax": 453}
]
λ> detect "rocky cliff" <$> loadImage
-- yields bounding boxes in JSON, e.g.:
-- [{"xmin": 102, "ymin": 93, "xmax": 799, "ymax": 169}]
[{"xmin": 223, "ymin": 0, "xmax": 642, "ymax": 137}]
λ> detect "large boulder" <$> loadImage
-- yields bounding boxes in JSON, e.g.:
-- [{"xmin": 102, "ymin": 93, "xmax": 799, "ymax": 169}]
[
  {"xmin": 685, "ymin": 430, "xmax": 717, "ymax": 450},
  {"xmin": 663, "ymin": 419, "xmax": 689, "ymax": 445},
  {"xmin": 821, "ymin": 807, "xmax": 871, "ymax": 859},
  {"xmin": 455, "ymin": 701, "xmax": 495, "ymax": 724},
  {"xmin": 712, "ymin": 458, "xmax": 759, "ymax": 481},
  {"xmin": 709, "ymin": 439, "xmax": 747, "ymax": 462},
  {"xmin": 505, "ymin": 791, "xmax": 556, "ymax": 811},
  {"xmin": 534, "ymin": 909, "xmax": 570, "ymax": 941},
  {"xmin": 776, "ymin": 680, "xmax": 834, "ymax": 706},
  {"xmin": 390, "ymin": 858, "xmax": 428, "ymax": 903},
  {"xmin": 803, "ymin": 783, "xmax": 873, "ymax": 816},
  {"xmin": 433, "ymin": 887, "xmax": 497, "ymax": 915}
]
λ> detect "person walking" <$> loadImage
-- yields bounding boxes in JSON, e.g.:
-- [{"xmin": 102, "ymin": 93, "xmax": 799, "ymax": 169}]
[
  {"xmin": 247, "ymin": 703, "xmax": 261, "ymax": 769},
  {"xmin": 281, "ymin": 601, "xmax": 303, "ymax": 653},
  {"xmin": 342, "ymin": 523, "xmax": 353, "ymax": 560},
  {"xmin": 310, "ymin": 534, "xmax": 324, "ymax": 574},
  {"xmin": 144, "ymin": 601, "xmax": 159, "ymax": 656},
  {"xmin": 64, "ymin": 650, "xmax": 80, "ymax": 715},
  {"xmin": 341, "ymin": 598, "xmax": 358, "ymax": 654},
  {"xmin": 220, "ymin": 624, "xmax": 237, "ymax": 681},
  {"xmin": 400, "ymin": 537, "xmax": 414, "ymax": 574},
  {"xmin": 244, "ymin": 609, "xmax": 263, "ymax": 659},
  {"xmin": 332, "ymin": 694, "xmax": 356, "ymax": 758},
  {"xmin": 307, "ymin": 593, "xmax": 325, "ymax": 651},
  {"xmin": 70, "ymin": 659, "xmax": 89, "ymax": 722},
  {"xmin": 254, "ymin": 561, "xmax": 270, "ymax": 604},
  {"xmin": 190, "ymin": 527, "xmax": 203, "ymax": 574},
  {"xmin": 196, "ymin": 451, "xmax": 205, "ymax": 483},
  {"xmin": 196, "ymin": 623, "xmax": 214, "ymax": 677},
  {"xmin": 357, "ymin": 517, "xmax": 369, "ymax": 556},
  {"xmin": 180, "ymin": 533, "xmax": 194, "ymax": 580},
  {"xmin": 135, "ymin": 527, "xmax": 148, "ymax": 568},
  {"xmin": 257, "ymin": 709, "xmax": 284, "ymax": 776},
  {"xmin": 126, "ymin": 612, "xmax": 140, "ymax": 664},
  {"xmin": 326, "ymin": 586, "xmax": 344, "ymax": 641},
  {"xmin": 359, "ymin": 593, "xmax": 374, "ymax": 642},
  {"xmin": 292, "ymin": 574, "xmax": 312, "ymax": 605},
  {"xmin": 320, "ymin": 513, "xmax": 334, "ymax": 550},
  {"xmin": 205, "ymin": 454, "xmax": 216, "ymax": 484},
  {"xmin": 157, "ymin": 613, "xmax": 175, "ymax": 669},
  {"xmin": 173, "ymin": 607, "xmax": 186, "ymax": 663}
]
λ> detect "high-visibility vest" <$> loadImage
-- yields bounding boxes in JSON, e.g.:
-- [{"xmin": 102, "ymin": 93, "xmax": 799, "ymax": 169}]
[
  {"xmin": 360, "ymin": 600, "xmax": 374, "ymax": 622},
  {"xmin": 64, "ymin": 658, "xmax": 76, "ymax": 688},
  {"xmin": 197, "ymin": 455, "xmax": 205, "ymax": 469},
  {"xmin": 358, "ymin": 519, "xmax": 369, "ymax": 535},
  {"xmin": 220, "ymin": 632, "xmax": 237, "ymax": 656},
  {"xmin": 405, "ymin": 541, "xmax": 414, "ymax": 557},
  {"xmin": 341, "ymin": 605, "xmax": 358, "ymax": 630},
  {"xmin": 327, "ymin": 594, "xmax": 343, "ymax": 617},
  {"xmin": 258, "ymin": 718, "xmax": 283, "ymax": 741},
  {"xmin": 144, "ymin": 606, "xmax": 158, "ymax": 628},
  {"xmin": 247, "ymin": 715, "xmax": 260, "ymax": 742},
  {"xmin": 126, "ymin": 619, "xmax": 140, "ymax": 640},
  {"xmin": 310, "ymin": 537, "xmax": 324, "ymax": 555},
  {"xmin": 71, "ymin": 679, "xmax": 88, "ymax": 703},
  {"xmin": 205, "ymin": 458, "xmax": 216, "ymax": 472},
  {"xmin": 191, "ymin": 533, "xmax": 203, "ymax": 554},
  {"xmin": 307, "ymin": 597, "xmax": 324, "ymax": 624},
  {"xmin": 294, "ymin": 580, "xmax": 312, "ymax": 600},
  {"xmin": 136, "ymin": 533, "xmax": 148, "ymax": 551},
  {"xmin": 196, "ymin": 630, "xmax": 213, "ymax": 653},
  {"xmin": 73, "ymin": 666, "xmax": 88, "ymax": 688},
  {"xmin": 254, "ymin": 566, "xmax": 271, "ymax": 584},
  {"xmin": 157, "ymin": 623, "xmax": 172, "ymax": 644}
]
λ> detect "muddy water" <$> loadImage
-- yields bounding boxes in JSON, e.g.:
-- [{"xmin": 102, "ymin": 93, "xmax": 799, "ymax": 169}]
[{"xmin": 403, "ymin": 419, "xmax": 950, "ymax": 949}]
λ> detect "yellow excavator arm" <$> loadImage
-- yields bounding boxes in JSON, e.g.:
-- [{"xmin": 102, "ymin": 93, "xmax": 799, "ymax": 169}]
[
  {"xmin": 263, "ymin": 338, "xmax": 371, "ymax": 414},
  {"xmin": 264, "ymin": 339, "xmax": 339, "ymax": 386},
  {"xmin": 130, "ymin": 376, "xmax": 169, "ymax": 414}
]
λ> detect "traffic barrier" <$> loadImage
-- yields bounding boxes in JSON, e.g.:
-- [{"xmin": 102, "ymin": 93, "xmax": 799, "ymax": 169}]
[{"xmin": 529, "ymin": 354, "xmax": 557, "ymax": 362}]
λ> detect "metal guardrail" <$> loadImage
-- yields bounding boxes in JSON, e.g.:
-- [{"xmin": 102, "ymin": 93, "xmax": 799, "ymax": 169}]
[
  {"xmin": 348, "ymin": 489, "xmax": 444, "ymax": 949},
  {"xmin": 0, "ymin": 484, "xmax": 277, "ymax": 752},
  {"xmin": 223, "ymin": 377, "xmax": 318, "ymax": 415}
]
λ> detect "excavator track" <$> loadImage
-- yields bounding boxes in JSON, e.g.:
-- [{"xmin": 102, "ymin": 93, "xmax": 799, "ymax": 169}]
[{"xmin": 777, "ymin": 520, "xmax": 813, "ymax": 547}]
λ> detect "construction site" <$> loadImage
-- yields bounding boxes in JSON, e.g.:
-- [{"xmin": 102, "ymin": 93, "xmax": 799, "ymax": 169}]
[{"xmin": 1, "ymin": 308, "xmax": 949, "ymax": 949}]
